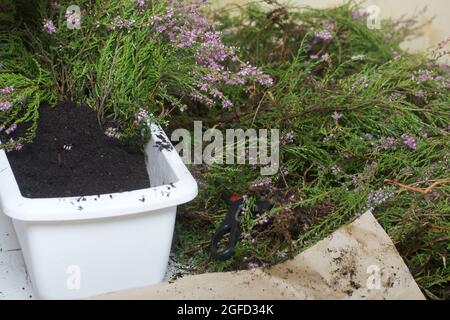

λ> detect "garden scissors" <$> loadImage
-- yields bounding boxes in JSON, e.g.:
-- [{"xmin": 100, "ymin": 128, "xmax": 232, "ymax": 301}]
[
  {"xmin": 210, "ymin": 189, "xmax": 273, "ymax": 261},
  {"xmin": 210, "ymin": 193, "xmax": 244, "ymax": 261}
]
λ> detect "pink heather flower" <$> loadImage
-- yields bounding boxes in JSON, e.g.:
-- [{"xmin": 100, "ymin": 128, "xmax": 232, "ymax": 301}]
[
  {"xmin": 332, "ymin": 112, "xmax": 343, "ymax": 121},
  {"xmin": 221, "ymin": 99, "xmax": 233, "ymax": 109},
  {"xmin": 247, "ymin": 262, "xmax": 260, "ymax": 269},
  {"xmin": 331, "ymin": 165, "xmax": 342, "ymax": 175},
  {"xmin": 43, "ymin": 19, "xmax": 57, "ymax": 34},
  {"xmin": 0, "ymin": 86, "xmax": 15, "ymax": 94},
  {"xmin": 135, "ymin": 108, "xmax": 150, "ymax": 126},
  {"xmin": 379, "ymin": 136, "xmax": 398, "ymax": 151},
  {"xmin": 363, "ymin": 187, "xmax": 395, "ymax": 213},
  {"xmin": 321, "ymin": 19, "xmax": 334, "ymax": 30},
  {"xmin": 282, "ymin": 132, "xmax": 294, "ymax": 144},
  {"xmin": 148, "ymin": 1, "xmax": 272, "ymax": 109},
  {"xmin": 443, "ymin": 80, "xmax": 450, "ymax": 89},
  {"xmin": 5, "ymin": 124, "xmax": 17, "ymax": 135},
  {"xmin": 104, "ymin": 127, "xmax": 120, "ymax": 139},
  {"xmin": 315, "ymin": 29, "xmax": 333, "ymax": 42},
  {"xmin": 402, "ymin": 134, "xmax": 417, "ymax": 150},
  {"xmin": 321, "ymin": 53, "xmax": 330, "ymax": 62},
  {"xmin": 315, "ymin": 20, "xmax": 335, "ymax": 42},
  {"xmin": 5, "ymin": 138, "xmax": 15, "ymax": 153},
  {"xmin": 258, "ymin": 217, "xmax": 270, "ymax": 225},
  {"xmin": 15, "ymin": 143, "xmax": 24, "ymax": 151},
  {"xmin": 250, "ymin": 178, "xmax": 272, "ymax": 189},
  {"xmin": 413, "ymin": 69, "xmax": 433, "ymax": 83},
  {"xmin": 0, "ymin": 101, "xmax": 12, "ymax": 111}
]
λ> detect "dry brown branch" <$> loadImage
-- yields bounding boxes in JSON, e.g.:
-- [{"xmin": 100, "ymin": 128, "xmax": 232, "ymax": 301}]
[{"xmin": 384, "ymin": 178, "xmax": 450, "ymax": 194}]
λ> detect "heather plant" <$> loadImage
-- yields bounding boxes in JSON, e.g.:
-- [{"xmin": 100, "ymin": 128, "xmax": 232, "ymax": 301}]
[
  {"xmin": 1, "ymin": 0, "xmax": 272, "ymax": 149},
  {"xmin": 0, "ymin": 31, "xmax": 57, "ymax": 150},
  {"xmin": 173, "ymin": 2, "xmax": 449, "ymax": 299}
]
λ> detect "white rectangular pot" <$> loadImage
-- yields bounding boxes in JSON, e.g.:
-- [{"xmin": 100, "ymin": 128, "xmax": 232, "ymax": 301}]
[{"xmin": 0, "ymin": 125, "xmax": 198, "ymax": 299}]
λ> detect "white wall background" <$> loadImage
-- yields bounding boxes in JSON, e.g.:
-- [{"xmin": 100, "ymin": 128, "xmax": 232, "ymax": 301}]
[{"xmin": 211, "ymin": 0, "xmax": 450, "ymax": 60}]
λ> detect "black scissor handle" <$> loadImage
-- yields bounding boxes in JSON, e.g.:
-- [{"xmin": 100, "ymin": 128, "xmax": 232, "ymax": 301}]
[
  {"xmin": 210, "ymin": 221, "xmax": 241, "ymax": 261},
  {"xmin": 210, "ymin": 198, "xmax": 243, "ymax": 261}
]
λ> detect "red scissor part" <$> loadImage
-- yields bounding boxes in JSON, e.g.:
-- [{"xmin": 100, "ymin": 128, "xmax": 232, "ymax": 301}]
[{"xmin": 229, "ymin": 193, "xmax": 243, "ymax": 203}]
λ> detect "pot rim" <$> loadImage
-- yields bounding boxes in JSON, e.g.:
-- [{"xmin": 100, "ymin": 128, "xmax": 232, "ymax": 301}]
[{"xmin": 0, "ymin": 124, "xmax": 198, "ymax": 222}]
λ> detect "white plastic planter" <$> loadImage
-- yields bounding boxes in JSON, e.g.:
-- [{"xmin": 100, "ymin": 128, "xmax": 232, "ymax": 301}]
[{"xmin": 0, "ymin": 124, "xmax": 198, "ymax": 299}]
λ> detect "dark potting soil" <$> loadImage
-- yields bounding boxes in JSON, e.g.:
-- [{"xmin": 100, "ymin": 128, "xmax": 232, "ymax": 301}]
[{"xmin": 6, "ymin": 102, "xmax": 151, "ymax": 198}]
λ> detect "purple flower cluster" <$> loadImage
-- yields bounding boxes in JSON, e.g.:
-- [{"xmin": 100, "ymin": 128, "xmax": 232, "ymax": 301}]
[
  {"xmin": 311, "ymin": 53, "xmax": 331, "ymax": 62},
  {"xmin": 401, "ymin": 134, "xmax": 417, "ymax": 150},
  {"xmin": 104, "ymin": 127, "xmax": 120, "ymax": 139},
  {"xmin": 14, "ymin": 143, "xmax": 24, "ymax": 151},
  {"xmin": 1, "ymin": 138, "xmax": 23, "ymax": 153},
  {"xmin": 0, "ymin": 86, "xmax": 14, "ymax": 112},
  {"xmin": 246, "ymin": 261, "xmax": 261, "ymax": 269},
  {"xmin": 331, "ymin": 112, "xmax": 343, "ymax": 121},
  {"xmin": 379, "ymin": 136, "xmax": 397, "ymax": 151},
  {"xmin": 2, "ymin": 123, "xmax": 17, "ymax": 135},
  {"xmin": 149, "ymin": 1, "xmax": 272, "ymax": 108},
  {"xmin": 315, "ymin": 19, "xmax": 335, "ymax": 42},
  {"xmin": 107, "ymin": 15, "xmax": 136, "ymax": 31},
  {"xmin": 0, "ymin": 86, "xmax": 15, "ymax": 95},
  {"xmin": 0, "ymin": 101, "xmax": 12, "ymax": 111},
  {"xmin": 249, "ymin": 178, "xmax": 273, "ymax": 189},
  {"xmin": 282, "ymin": 131, "xmax": 294, "ymax": 144},
  {"xmin": 134, "ymin": 108, "xmax": 150, "ymax": 127},
  {"xmin": 258, "ymin": 216, "xmax": 270, "ymax": 226},
  {"xmin": 331, "ymin": 165, "xmax": 342, "ymax": 175},
  {"xmin": 43, "ymin": 19, "xmax": 57, "ymax": 34},
  {"xmin": 414, "ymin": 69, "xmax": 433, "ymax": 83},
  {"xmin": 431, "ymin": 37, "xmax": 450, "ymax": 60},
  {"xmin": 363, "ymin": 187, "xmax": 395, "ymax": 213},
  {"xmin": 412, "ymin": 69, "xmax": 449, "ymax": 88},
  {"xmin": 321, "ymin": 53, "xmax": 330, "ymax": 62},
  {"xmin": 371, "ymin": 134, "xmax": 418, "ymax": 152}
]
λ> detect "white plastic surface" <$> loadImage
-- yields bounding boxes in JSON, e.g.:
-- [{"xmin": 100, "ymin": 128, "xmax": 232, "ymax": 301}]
[
  {"xmin": 0, "ymin": 125, "xmax": 198, "ymax": 299},
  {"xmin": 0, "ymin": 210, "xmax": 34, "ymax": 300}
]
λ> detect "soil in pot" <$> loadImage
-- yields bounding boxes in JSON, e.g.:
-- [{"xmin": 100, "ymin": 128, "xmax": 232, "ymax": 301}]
[{"xmin": 5, "ymin": 102, "xmax": 151, "ymax": 198}]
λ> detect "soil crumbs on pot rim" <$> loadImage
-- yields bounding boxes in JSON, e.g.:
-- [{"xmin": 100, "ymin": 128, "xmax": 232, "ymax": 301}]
[{"xmin": 6, "ymin": 102, "xmax": 150, "ymax": 198}]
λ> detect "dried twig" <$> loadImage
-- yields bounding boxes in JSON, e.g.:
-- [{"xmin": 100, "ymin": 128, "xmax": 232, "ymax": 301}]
[{"xmin": 384, "ymin": 178, "xmax": 450, "ymax": 194}]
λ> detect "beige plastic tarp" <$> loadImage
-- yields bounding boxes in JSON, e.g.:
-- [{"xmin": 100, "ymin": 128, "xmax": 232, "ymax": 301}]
[{"xmin": 95, "ymin": 212, "xmax": 425, "ymax": 300}]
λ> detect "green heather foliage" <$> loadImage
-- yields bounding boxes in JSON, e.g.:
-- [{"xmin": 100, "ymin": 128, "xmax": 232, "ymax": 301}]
[
  {"xmin": 3, "ymin": 0, "xmax": 201, "ymax": 148},
  {"xmin": 0, "ymin": 32, "xmax": 56, "ymax": 150},
  {"xmin": 1, "ymin": 0, "xmax": 270, "ymax": 149},
  {"xmin": 172, "ymin": 2, "xmax": 449, "ymax": 299}
]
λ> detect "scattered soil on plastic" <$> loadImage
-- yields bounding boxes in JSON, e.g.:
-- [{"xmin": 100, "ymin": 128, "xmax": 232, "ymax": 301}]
[{"xmin": 6, "ymin": 102, "xmax": 150, "ymax": 198}]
